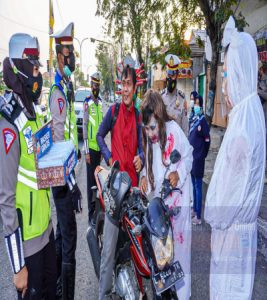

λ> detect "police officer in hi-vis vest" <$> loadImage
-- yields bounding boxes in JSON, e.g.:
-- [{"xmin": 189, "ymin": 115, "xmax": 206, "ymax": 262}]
[
  {"xmin": 0, "ymin": 34, "xmax": 57, "ymax": 299},
  {"xmin": 161, "ymin": 54, "xmax": 188, "ymax": 134},
  {"xmin": 49, "ymin": 22, "xmax": 82, "ymax": 300},
  {"xmin": 83, "ymin": 71, "xmax": 103, "ymax": 226}
]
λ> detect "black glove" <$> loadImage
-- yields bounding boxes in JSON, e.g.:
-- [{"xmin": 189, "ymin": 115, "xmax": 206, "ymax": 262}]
[
  {"xmin": 67, "ymin": 172, "xmax": 82, "ymax": 213},
  {"xmin": 70, "ymin": 183, "xmax": 82, "ymax": 213},
  {"xmin": 66, "ymin": 81, "xmax": 75, "ymax": 104}
]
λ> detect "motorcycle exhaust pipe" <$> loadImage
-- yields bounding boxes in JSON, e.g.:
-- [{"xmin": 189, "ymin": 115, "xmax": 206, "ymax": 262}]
[{"xmin": 86, "ymin": 227, "xmax": 101, "ymax": 279}]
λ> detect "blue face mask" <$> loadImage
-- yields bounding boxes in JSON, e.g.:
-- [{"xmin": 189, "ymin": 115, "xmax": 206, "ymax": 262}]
[
  {"xmin": 194, "ymin": 106, "xmax": 201, "ymax": 115},
  {"xmin": 63, "ymin": 65, "xmax": 72, "ymax": 78}
]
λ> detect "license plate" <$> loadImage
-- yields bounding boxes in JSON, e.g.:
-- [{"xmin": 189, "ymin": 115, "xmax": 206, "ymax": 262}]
[{"xmin": 152, "ymin": 261, "xmax": 184, "ymax": 295}]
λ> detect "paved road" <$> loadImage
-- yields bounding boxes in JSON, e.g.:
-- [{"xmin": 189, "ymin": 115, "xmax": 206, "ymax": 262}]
[{"xmin": 1, "ymin": 112, "xmax": 267, "ymax": 299}]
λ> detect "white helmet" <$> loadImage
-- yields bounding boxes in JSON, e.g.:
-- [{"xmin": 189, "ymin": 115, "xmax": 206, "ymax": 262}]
[{"xmin": 9, "ymin": 33, "xmax": 42, "ymax": 67}]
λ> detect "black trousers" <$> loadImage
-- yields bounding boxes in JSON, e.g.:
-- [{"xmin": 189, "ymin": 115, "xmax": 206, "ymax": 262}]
[
  {"xmin": 86, "ymin": 148, "xmax": 101, "ymax": 222},
  {"xmin": 52, "ymin": 185, "xmax": 77, "ymax": 276},
  {"xmin": 18, "ymin": 230, "xmax": 57, "ymax": 300}
]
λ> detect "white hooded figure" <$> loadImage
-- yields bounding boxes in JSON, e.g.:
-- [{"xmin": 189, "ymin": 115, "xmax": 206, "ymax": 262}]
[{"xmin": 205, "ymin": 16, "xmax": 266, "ymax": 300}]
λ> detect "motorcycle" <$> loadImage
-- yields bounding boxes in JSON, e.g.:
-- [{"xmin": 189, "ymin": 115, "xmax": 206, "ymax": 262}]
[{"xmin": 87, "ymin": 150, "xmax": 184, "ymax": 299}]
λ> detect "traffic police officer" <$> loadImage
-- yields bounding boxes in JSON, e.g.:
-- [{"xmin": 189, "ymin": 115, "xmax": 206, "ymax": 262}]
[
  {"xmin": 161, "ymin": 54, "xmax": 188, "ymax": 134},
  {"xmin": 0, "ymin": 33, "xmax": 56, "ymax": 299},
  {"xmin": 49, "ymin": 22, "xmax": 82, "ymax": 300},
  {"xmin": 83, "ymin": 71, "xmax": 103, "ymax": 226}
]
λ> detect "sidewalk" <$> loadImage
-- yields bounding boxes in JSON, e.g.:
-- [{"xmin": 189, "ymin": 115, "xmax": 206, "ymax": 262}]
[{"xmin": 203, "ymin": 126, "xmax": 267, "ymax": 261}]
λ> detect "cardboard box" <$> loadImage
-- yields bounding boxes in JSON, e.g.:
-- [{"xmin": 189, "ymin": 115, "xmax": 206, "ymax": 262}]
[{"xmin": 32, "ymin": 120, "xmax": 77, "ymax": 189}]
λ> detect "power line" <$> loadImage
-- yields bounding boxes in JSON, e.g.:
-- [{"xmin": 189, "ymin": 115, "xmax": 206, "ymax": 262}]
[{"xmin": 0, "ymin": 14, "xmax": 47, "ymax": 35}]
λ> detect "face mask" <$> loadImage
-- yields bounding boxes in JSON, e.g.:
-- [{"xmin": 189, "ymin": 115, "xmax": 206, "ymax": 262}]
[
  {"xmin": 190, "ymin": 100, "xmax": 194, "ymax": 108},
  {"xmin": 193, "ymin": 105, "xmax": 201, "ymax": 115},
  {"xmin": 166, "ymin": 77, "xmax": 176, "ymax": 93},
  {"xmin": 92, "ymin": 88, "xmax": 99, "ymax": 98},
  {"xmin": 25, "ymin": 72, "xmax": 43, "ymax": 102},
  {"xmin": 63, "ymin": 65, "xmax": 72, "ymax": 78},
  {"xmin": 64, "ymin": 52, "xmax": 75, "ymax": 74}
]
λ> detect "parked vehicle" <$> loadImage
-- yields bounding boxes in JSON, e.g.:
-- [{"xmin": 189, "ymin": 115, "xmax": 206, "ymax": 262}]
[
  {"xmin": 74, "ymin": 87, "xmax": 91, "ymax": 135},
  {"xmin": 87, "ymin": 150, "xmax": 184, "ymax": 299}
]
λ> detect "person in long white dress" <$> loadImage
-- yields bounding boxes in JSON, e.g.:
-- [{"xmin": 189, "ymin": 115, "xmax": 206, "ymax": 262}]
[
  {"xmin": 140, "ymin": 89, "xmax": 193, "ymax": 300},
  {"xmin": 204, "ymin": 16, "xmax": 266, "ymax": 300}
]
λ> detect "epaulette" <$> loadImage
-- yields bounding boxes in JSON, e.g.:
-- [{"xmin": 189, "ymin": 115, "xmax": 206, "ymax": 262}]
[{"xmin": 0, "ymin": 92, "xmax": 27, "ymax": 131}]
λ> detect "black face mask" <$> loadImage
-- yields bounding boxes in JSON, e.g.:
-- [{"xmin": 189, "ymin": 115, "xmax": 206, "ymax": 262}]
[
  {"xmin": 25, "ymin": 72, "xmax": 43, "ymax": 102},
  {"xmin": 64, "ymin": 52, "xmax": 75, "ymax": 73},
  {"xmin": 166, "ymin": 77, "xmax": 177, "ymax": 93},
  {"xmin": 92, "ymin": 88, "xmax": 99, "ymax": 99}
]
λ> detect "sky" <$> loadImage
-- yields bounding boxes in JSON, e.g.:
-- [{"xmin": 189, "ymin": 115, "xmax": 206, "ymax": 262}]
[{"xmin": 0, "ymin": 0, "xmax": 106, "ymax": 76}]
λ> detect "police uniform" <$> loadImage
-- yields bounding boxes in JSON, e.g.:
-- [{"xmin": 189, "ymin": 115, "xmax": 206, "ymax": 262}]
[
  {"xmin": 0, "ymin": 34, "xmax": 56, "ymax": 300},
  {"xmin": 83, "ymin": 72, "xmax": 103, "ymax": 224},
  {"xmin": 49, "ymin": 23, "xmax": 81, "ymax": 300},
  {"xmin": 162, "ymin": 54, "xmax": 188, "ymax": 134}
]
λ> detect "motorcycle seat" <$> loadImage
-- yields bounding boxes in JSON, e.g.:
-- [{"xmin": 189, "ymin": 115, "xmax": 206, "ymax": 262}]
[{"xmin": 96, "ymin": 167, "xmax": 110, "ymax": 191}]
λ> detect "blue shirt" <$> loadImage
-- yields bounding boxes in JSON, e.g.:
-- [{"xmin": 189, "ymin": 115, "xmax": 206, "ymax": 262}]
[{"xmin": 188, "ymin": 114, "xmax": 210, "ymax": 178}]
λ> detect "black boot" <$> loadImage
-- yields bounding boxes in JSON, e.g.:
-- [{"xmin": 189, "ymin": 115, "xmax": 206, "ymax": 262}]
[{"xmin": 62, "ymin": 262, "xmax": 76, "ymax": 300}]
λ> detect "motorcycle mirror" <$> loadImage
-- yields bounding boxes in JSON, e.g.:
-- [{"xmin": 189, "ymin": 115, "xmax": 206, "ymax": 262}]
[{"xmin": 170, "ymin": 150, "xmax": 181, "ymax": 164}]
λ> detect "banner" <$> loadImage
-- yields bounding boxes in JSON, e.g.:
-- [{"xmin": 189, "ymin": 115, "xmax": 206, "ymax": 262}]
[{"xmin": 177, "ymin": 60, "xmax": 193, "ymax": 79}]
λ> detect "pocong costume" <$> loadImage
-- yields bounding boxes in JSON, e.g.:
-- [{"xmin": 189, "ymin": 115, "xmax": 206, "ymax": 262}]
[{"xmin": 205, "ymin": 17, "xmax": 266, "ymax": 300}]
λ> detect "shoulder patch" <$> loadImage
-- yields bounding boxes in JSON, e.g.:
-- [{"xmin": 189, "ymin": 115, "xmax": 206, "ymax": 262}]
[
  {"xmin": 58, "ymin": 98, "xmax": 65, "ymax": 114},
  {"xmin": 23, "ymin": 126, "xmax": 33, "ymax": 154},
  {"xmin": 2, "ymin": 128, "xmax": 17, "ymax": 154}
]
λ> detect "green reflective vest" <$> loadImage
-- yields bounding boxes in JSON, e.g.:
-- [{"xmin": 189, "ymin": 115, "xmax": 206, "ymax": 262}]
[
  {"xmin": 86, "ymin": 97, "xmax": 103, "ymax": 151},
  {"xmin": 1, "ymin": 110, "xmax": 51, "ymax": 241},
  {"xmin": 48, "ymin": 85, "xmax": 78, "ymax": 151}
]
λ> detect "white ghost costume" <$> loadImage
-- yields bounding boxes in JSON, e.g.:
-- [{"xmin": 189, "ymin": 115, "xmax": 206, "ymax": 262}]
[
  {"xmin": 141, "ymin": 120, "xmax": 193, "ymax": 300},
  {"xmin": 204, "ymin": 17, "xmax": 266, "ymax": 300}
]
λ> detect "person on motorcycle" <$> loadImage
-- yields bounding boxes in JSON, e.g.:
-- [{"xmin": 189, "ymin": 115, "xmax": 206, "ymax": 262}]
[
  {"xmin": 140, "ymin": 89, "xmax": 193, "ymax": 300},
  {"xmin": 97, "ymin": 65, "xmax": 145, "ymax": 299},
  {"xmin": 97, "ymin": 64, "xmax": 144, "ymax": 186}
]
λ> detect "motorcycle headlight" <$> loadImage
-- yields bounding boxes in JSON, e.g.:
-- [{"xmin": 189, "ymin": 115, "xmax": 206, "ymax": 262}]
[{"xmin": 151, "ymin": 230, "xmax": 174, "ymax": 270}]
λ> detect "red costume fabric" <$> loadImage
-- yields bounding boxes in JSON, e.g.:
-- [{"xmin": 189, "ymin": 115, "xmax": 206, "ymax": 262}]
[{"xmin": 111, "ymin": 102, "xmax": 138, "ymax": 186}]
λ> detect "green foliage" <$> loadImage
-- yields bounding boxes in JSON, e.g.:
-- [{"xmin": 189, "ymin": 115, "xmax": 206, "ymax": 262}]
[
  {"xmin": 0, "ymin": 71, "xmax": 6, "ymax": 95},
  {"xmin": 96, "ymin": 0, "xmax": 167, "ymax": 65},
  {"xmin": 74, "ymin": 64, "xmax": 89, "ymax": 89},
  {"xmin": 95, "ymin": 44, "xmax": 114, "ymax": 93}
]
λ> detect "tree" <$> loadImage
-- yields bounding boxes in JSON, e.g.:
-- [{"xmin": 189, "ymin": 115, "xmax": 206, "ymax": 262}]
[
  {"xmin": 177, "ymin": 0, "xmax": 247, "ymax": 123},
  {"xmin": 96, "ymin": 0, "xmax": 167, "ymax": 65},
  {"xmin": 95, "ymin": 44, "xmax": 114, "ymax": 95},
  {"xmin": 149, "ymin": 3, "xmax": 193, "ymax": 67}
]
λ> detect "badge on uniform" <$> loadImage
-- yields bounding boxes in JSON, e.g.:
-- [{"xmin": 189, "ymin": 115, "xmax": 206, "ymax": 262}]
[
  {"xmin": 91, "ymin": 106, "xmax": 96, "ymax": 115},
  {"xmin": 23, "ymin": 126, "xmax": 33, "ymax": 154},
  {"xmin": 58, "ymin": 98, "xmax": 65, "ymax": 114},
  {"xmin": 2, "ymin": 128, "xmax": 16, "ymax": 154},
  {"xmin": 198, "ymin": 125, "xmax": 201, "ymax": 131}
]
